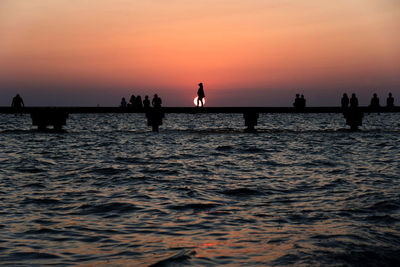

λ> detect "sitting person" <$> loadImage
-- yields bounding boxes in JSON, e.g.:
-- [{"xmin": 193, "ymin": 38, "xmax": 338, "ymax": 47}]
[{"xmin": 11, "ymin": 94, "xmax": 24, "ymax": 108}]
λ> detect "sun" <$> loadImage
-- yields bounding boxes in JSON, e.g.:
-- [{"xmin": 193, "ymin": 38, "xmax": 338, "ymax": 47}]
[{"xmin": 193, "ymin": 96, "xmax": 206, "ymax": 106}]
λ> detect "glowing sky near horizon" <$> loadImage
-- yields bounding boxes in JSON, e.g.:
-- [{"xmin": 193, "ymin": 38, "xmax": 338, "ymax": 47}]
[{"xmin": 0, "ymin": 0, "xmax": 399, "ymax": 106}]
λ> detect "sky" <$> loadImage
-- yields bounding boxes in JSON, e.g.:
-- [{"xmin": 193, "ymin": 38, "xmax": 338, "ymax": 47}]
[{"xmin": 0, "ymin": 0, "xmax": 399, "ymax": 106}]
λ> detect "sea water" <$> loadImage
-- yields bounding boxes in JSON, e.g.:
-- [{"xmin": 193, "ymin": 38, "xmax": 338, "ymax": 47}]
[{"xmin": 0, "ymin": 113, "xmax": 399, "ymax": 266}]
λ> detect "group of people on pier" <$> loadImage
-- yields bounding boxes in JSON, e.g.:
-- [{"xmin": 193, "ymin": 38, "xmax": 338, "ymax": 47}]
[
  {"xmin": 341, "ymin": 92, "xmax": 395, "ymax": 109},
  {"xmin": 120, "ymin": 94, "xmax": 162, "ymax": 109},
  {"xmin": 293, "ymin": 94, "xmax": 306, "ymax": 108}
]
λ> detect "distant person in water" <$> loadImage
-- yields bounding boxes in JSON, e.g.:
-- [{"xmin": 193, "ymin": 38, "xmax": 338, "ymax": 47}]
[
  {"xmin": 293, "ymin": 94, "xmax": 300, "ymax": 108},
  {"xmin": 197, "ymin": 82, "xmax": 205, "ymax": 107},
  {"xmin": 369, "ymin": 93, "xmax": 380, "ymax": 109},
  {"xmin": 386, "ymin": 93, "xmax": 394, "ymax": 108},
  {"xmin": 120, "ymin": 97, "xmax": 127, "ymax": 108},
  {"xmin": 136, "ymin": 95, "xmax": 143, "ymax": 109},
  {"xmin": 341, "ymin": 93, "xmax": 349, "ymax": 108},
  {"xmin": 300, "ymin": 94, "xmax": 306, "ymax": 108},
  {"xmin": 350, "ymin": 93, "xmax": 358, "ymax": 108},
  {"xmin": 11, "ymin": 94, "xmax": 24, "ymax": 108},
  {"xmin": 143, "ymin": 95, "xmax": 150, "ymax": 109},
  {"xmin": 152, "ymin": 94, "xmax": 162, "ymax": 108},
  {"xmin": 129, "ymin": 95, "xmax": 136, "ymax": 108}
]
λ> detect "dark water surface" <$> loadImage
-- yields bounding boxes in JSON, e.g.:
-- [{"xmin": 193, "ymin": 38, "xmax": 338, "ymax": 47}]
[{"xmin": 0, "ymin": 113, "xmax": 399, "ymax": 266}]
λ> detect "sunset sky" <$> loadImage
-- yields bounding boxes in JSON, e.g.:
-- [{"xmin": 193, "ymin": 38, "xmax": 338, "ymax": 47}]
[{"xmin": 0, "ymin": 0, "xmax": 399, "ymax": 106}]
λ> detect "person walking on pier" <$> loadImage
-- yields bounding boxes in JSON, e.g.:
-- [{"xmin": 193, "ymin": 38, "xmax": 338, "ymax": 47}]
[
  {"xmin": 143, "ymin": 95, "xmax": 150, "ymax": 109},
  {"xmin": 341, "ymin": 93, "xmax": 349, "ymax": 109},
  {"xmin": 387, "ymin": 93, "xmax": 394, "ymax": 108},
  {"xmin": 350, "ymin": 93, "xmax": 358, "ymax": 108},
  {"xmin": 152, "ymin": 94, "xmax": 162, "ymax": 108},
  {"xmin": 11, "ymin": 94, "xmax": 24, "ymax": 108},
  {"xmin": 197, "ymin": 82, "xmax": 205, "ymax": 107}
]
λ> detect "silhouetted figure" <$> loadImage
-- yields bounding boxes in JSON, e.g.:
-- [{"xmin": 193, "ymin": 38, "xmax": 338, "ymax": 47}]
[
  {"xmin": 344, "ymin": 93, "xmax": 363, "ymax": 130},
  {"xmin": 129, "ymin": 95, "xmax": 136, "ymax": 108},
  {"xmin": 350, "ymin": 93, "xmax": 358, "ymax": 108},
  {"xmin": 300, "ymin": 94, "xmax": 306, "ymax": 108},
  {"xmin": 369, "ymin": 93, "xmax": 380, "ymax": 109},
  {"xmin": 197, "ymin": 83, "xmax": 205, "ymax": 107},
  {"xmin": 386, "ymin": 93, "xmax": 394, "ymax": 108},
  {"xmin": 11, "ymin": 94, "xmax": 24, "ymax": 108},
  {"xmin": 136, "ymin": 95, "xmax": 143, "ymax": 109},
  {"xmin": 341, "ymin": 93, "xmax": 349, "ymax": 109},
  {"xmin": 143, "ymin": 95, "xmax": 150, "ymax": 109},
  {"xmin": 120, "ymin": 97, "xmax": 127, "ymax": 108},
  {"xmin": 293, "ymin": 94, "xmax": 301, "ymax": 108},
  {"xmin": 152, "ymin": 94, "xmax": 162, "ymax": 108}
]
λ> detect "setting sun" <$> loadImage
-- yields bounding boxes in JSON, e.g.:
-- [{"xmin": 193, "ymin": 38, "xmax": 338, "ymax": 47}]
[{"xmin": 193, "ymin": 96, "xmax": 206, "ymax": 106}]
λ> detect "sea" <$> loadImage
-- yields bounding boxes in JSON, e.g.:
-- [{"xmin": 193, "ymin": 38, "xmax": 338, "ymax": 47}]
[{"xmin": 0, "ymin": 112, "xmax": 399, "ymax": 266}]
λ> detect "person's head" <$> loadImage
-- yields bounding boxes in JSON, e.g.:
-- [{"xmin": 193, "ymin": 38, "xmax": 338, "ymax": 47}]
[
  {"xmin": 343, "ymin": 93, "xmax": 348, "ymax": 97},
  {"xmin": 145, "ymin": 95, "xmax": 149, "ymax": 99},
  {"xmin": 296, "ymin": 94, "xmax": 299, "ymax": 97},
  {"xmin": 373, "ymin": 93, "xmax": 377, "ymax": 97},
  {"xmin": 301, "ymin": 94, "xmax": 304, "ymax": 98},
  {"xmin": 389, "ymin": 92, "xmax": 392, "ymax": 97},
  {"xmin": 122, "ymin": 97, "xmax": 125, "ymax": 100},
  {"xmin": 352, "ymin": 93, "xmax": 356, "ymax": 97},
  {"xmin": 198, "ymin": 82, "xmax": 202, "ymax": 86},
  {"xmin": 16, "ymin": 94, "xmax": 20, "ymax": 97}
]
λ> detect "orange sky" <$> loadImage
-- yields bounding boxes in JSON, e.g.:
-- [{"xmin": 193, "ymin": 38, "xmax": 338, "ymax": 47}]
[{"xmin": 0, "ymin": 0, "xmax": 399, "ymax": 106}]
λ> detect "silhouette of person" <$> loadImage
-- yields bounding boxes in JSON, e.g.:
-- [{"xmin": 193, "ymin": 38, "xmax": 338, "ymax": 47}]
[
  {"xmin": 120, "ymin": 97, "xmax": 127, "ymax": 108},
  {"xmin": 386, "ymin": 93, "xmax": 394, "ymax": 108},
  {"xmin": 152, "ymin": 94, "xmax": 162, "ymax": 108},
  {"xmin": 341, "ymin": 93, "xmax": 349, "ymax": 108},
  {"xmin": 369, "ymin": 93, "xmax": 380, "ymax": 108},
  {"xmin": 300, "ymin": 94, "xmax": 306, "ymax": 108},
  {"xmin": 143, "ymin": 95, "xmax": 150, "ymax": 109},
  {"xmin": 136, "ymin": 95, "xmax": 143, "ymax": 109},
  {"xmin": 129, "ymin": 95, "xmax": 136, "ymax": 108},
  {"xmin": 197, "ymin": 82, "xmax": 205, "ymax": 107},
  {"xmin": 350, "ymin": 93, "xmax": 358, "ymax": 108},
  {"xmin": 11, "ymin": 94, "xmax": 24, "ymax": 108},
  {"xmin": 293, "ymin": 94, "xmax": 301, "ymax": 108}
]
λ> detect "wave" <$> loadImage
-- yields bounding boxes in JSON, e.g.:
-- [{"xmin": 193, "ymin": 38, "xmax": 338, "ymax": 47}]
[{"xmin": 149, "ymin": 250, "xmax": 196, "ymax": 267}]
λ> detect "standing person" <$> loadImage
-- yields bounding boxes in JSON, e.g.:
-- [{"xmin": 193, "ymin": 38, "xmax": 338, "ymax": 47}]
[
  {"xmin": 11, "ymin": 94, "xmax": 24, "ymax": 108},
  {"xmin": 386, "ymin": 93, "xmax": 394, "ymax": 108},
  {"xmin": 300, "ymin": 94, "xmax": 306, "ymax": 108},
  {"xmin": 293, "ymin": 94, "xmax": 300, "ymax": 108},
  {"xmin": 120, "ymin": 97, "xmax": 127, "ymax": 108},
  {"xmin": 341, "ymin": 93, "xmax": 349, "ymax": 108},
  {"xmin": 143, "ymin": 95, "xmax": 150, "ymax": 109},
  {"xmin": 129, "ymin": 95, "xmax": 136, "ymax": 108},
  {"xmin": 350, "ymin": 93, "xmax": 358, "ymax": 108},
  {"xmin": 370, "ymin": 93, "xmax": 380, "ymax": 108},
  {"xmin": 197, "ymin": 82, "xmax": 205, "ymax": 107},
  {"xmin": 152, "ymin": 94, "xmax": 162, "ymax": 108},
  {"xmin": 136, "ymin": 95, "xmax": 143, "ymax": 109}
]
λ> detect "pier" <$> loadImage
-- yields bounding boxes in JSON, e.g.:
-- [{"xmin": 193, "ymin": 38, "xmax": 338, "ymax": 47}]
[{"xmin": 0, "ymin": 106, "xmax": 399, "ymax": 131}]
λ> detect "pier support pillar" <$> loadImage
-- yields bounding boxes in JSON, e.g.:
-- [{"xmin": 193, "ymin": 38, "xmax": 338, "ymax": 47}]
[
  {"xmin": 146, "ymin": 109, "xmax": 164, "ymax": 132},
  {"xmin": 343, "ymin": 108, "xmax": 363, "ymax": 131},
  {"xmin": 31, "ymin": 110, "xmax": 68, "ymax": 131},
  {"xmin": 243, "ymin": 112, "xmax": 259, "ymax": 132}
]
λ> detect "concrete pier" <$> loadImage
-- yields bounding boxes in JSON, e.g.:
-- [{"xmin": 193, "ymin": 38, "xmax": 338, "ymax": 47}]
[{"xmin": 1, "ymin": 106, "xmax": 399, "ymax": 131}]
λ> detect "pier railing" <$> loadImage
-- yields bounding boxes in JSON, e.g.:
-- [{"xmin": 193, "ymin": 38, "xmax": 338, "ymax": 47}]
[{"xmin": 1, "ymin": 106, "xmax": 399, "ymax": 131}]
